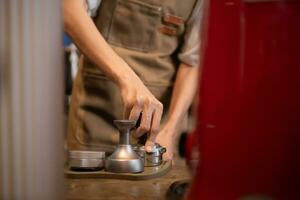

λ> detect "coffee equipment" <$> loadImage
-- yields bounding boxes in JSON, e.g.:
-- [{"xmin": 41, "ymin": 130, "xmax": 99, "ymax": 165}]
[
  {"xmin": 105, "ymin": 120, "xmax": 144, "ymax": 173},
  {"xmin": 69, "ymin": 150, "xmax": 105, "ymax": 171},
  {"xmin": 133, "ymin": 143, "xmax": 166, "ymax": 167}
]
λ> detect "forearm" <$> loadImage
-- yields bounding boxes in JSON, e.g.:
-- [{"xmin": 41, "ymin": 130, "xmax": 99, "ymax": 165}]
[
  {"xmin": 63, "ymin": 0, "xmax": 140, "ymax": 87},
  {"xmin": 166, "ymin": 63, "xmax": 199, "ymax": 131}
]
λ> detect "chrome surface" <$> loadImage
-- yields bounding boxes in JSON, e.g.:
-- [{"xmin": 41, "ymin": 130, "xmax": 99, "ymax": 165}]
[
  {"xmin": 144, "ymin": 155, "xmax": 163, "ymax": 167},
  {"xmin": 68, "ymin": 150, "xmax": 105, "ymax": 169},
  {"xmin": 69, "ymin": 158, "xmax": 104, "ymax": 169},
  {"xmin": 134, "ymin": 143, "xmax": 166, "ymax": 167},
  {"xmin": 69, "ymin": 150, "xmax": 105, "ymax": 159},
  {"xmin": 105, "ymin": 120, "xmax": 144, "ymax": 173}
]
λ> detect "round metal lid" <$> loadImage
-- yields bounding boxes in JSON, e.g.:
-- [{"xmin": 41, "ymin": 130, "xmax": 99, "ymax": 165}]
[
  {"xmin": 135, "ymin": 143, "xmax": 166, "ymax": 156},
  {"xmin": 68, "ymin": 150, "xmax": 105, "ymax": 159}
]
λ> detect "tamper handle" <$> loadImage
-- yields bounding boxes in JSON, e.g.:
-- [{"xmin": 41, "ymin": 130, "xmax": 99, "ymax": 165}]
[{"xmin": 114, "ymin": 120, "xmax": 136, "ymax": 145}]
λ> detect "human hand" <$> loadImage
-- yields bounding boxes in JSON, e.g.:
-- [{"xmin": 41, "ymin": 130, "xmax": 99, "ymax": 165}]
[
  {"xmin": 155, "ymin": 123, "xmax": 176, "ymax": 161},
  {"xmin": 119, "ymin": 77, "xmax": 163, "ymax": 151}
]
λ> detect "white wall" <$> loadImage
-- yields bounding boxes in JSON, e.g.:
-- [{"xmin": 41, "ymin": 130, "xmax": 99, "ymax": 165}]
[{"xmin": 0, "ymin": 0, "xmax": 64, "ymax": 199}]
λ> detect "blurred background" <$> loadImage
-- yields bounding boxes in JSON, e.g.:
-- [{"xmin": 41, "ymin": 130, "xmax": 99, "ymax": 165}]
[{"xmin": 1, "ymin": 0, "xmax": 300, "ymax": 200}]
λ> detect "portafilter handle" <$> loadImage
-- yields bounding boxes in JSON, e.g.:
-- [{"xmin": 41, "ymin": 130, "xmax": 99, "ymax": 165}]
[{"xmin": 114, "ymin": 120, "xmax": 136, "ymax": 145}]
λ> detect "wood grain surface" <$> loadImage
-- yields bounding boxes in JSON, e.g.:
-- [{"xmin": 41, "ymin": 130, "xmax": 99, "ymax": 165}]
[{"xmin": 65, "ymin": 157, "xmax": 191, "ymax": 200}]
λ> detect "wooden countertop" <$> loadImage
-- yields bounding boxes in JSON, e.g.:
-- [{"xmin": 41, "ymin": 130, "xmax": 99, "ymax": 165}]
[{"xmin": 65, "ymin": 157, "xmax": 191, "ymax": 200}]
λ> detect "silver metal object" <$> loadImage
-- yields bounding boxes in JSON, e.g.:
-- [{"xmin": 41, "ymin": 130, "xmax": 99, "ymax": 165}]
[
  {"xmin": 105, "ymin": 120, "xmax": 144, "ymax": 173},
  {"xmin": 69, "ymin": 150, "xmax": 105, "ymax": 171},
  {"xmin": 134, "ymin": 143, "xmax": 166, "ymax": 167}
]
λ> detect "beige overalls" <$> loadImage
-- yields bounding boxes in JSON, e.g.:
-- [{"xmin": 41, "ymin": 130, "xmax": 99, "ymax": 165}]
[{"xmin": 67, "ymin": 0, "xmax": 198, "ymax": 152}]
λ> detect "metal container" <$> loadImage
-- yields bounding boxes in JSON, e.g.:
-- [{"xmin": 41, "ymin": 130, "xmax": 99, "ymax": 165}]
[
  {"xmin": 68, "ymin": 150, "xmax": 105, "ymax": 171},
  {"xmin": 105, "ymin": 120, "xmax": 144, "ymax": 173},
  {"xmin": 134, "ymin": 144, "xmax": 166, "ymax": 167}
]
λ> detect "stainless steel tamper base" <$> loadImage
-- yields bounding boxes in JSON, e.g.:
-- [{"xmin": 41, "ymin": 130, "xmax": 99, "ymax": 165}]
[
  {"xmin": 105, "ymin": 145, "xmax": 144, "ymax": 173},
  {"xmin": 105, "ymin": 120, "xmax": 144, "ymax": 173}
]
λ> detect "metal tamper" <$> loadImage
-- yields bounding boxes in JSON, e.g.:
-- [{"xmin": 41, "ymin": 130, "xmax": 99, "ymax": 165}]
[{"xmin": 105, "ymin": 120, "xmax": 144, "ymax": 173}]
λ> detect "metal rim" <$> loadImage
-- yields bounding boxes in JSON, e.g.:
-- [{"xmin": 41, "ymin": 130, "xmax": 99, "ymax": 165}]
[{"xmin": 69, "ymin": 150, "xmax": 106, "ymax": 159}]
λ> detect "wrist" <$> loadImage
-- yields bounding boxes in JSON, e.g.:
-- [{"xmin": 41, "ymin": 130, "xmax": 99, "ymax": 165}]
[
  {"xmin": 113, "ymin": 67, "xmax": 140, "ymax": 89},
  {"xmin": 162, "ymin": 120, "xmax": 177, "ymax": 136},
  {"xmin": 165, "ymin": 114, "xmax": 181, "ymax": 129},
  {"xmin": 118, "ymin": 75, "xmax": 148, "ymax": 97}
]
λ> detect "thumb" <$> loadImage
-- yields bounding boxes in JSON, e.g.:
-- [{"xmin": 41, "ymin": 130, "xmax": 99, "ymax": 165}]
[{"xmin": 145, "ymin": 139, "xmax": 155, "ymax": 152}]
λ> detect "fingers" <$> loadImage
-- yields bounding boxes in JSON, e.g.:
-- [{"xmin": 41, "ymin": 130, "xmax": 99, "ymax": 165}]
[
  {"xmin": 145, "ymin": 104, "xmax": 163, "ymax": 151},
  {"xmin": 145, "ymin": 139, "xmax": 155, "ymax": 152},
  {"xmin": 149, "ymin": 103, "xmax": 163, "ymax": 141},
  {"xmin": 123, "ymin": 92, "xmax": 163, "ymax": 141},
  {"xmin": 163, "ymin": 151, "xmax": 173, "ymax": 161},
  {"xmin": 123, "ymin": 102, "xmax": 131, "ymax": 119},
  {"xmin": 128, "ymin": 102, "xmax": 143, "ymax": 122},
  {"xmin": 135, "ymin": 101, "xmax": 154, "ymax": 138}
]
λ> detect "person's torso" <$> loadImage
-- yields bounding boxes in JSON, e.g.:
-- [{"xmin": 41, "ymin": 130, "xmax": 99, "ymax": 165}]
[{"xmin": 83, "ymin": 0, "xmax": 197, "ymax": 87}]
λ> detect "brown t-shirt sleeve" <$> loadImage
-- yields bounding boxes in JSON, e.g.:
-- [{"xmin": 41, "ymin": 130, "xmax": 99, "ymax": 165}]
[{"xmin": 178, "ymin": 0, "xmax": 203, "ymax": 67}]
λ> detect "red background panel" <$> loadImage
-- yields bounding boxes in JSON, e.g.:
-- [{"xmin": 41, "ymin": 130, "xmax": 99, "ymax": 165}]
[{"xmin": 188, "ymin": 1, "xmax": 300, "ymax": 199}]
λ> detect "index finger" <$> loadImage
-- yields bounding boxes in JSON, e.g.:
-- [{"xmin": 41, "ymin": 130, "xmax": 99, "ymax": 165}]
[{"xmin": 146, "ymin": 106, "xmax": 163, "ymax": 151}]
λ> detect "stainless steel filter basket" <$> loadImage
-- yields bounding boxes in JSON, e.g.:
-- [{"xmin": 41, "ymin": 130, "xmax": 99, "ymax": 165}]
[
  {"xmin": 68, "ymin": 150, "xmax": 105, "ymax": 171},
  {"xmin": 134, "ymin": 144, "xmax": 166, "ymax": 167}
]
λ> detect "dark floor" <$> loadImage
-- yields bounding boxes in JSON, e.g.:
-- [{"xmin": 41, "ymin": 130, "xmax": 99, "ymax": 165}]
[{"xmin": 65, "ymin": 157, "xmax": 191, "ymax": 200}]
